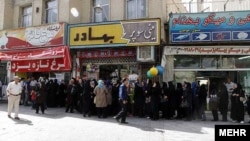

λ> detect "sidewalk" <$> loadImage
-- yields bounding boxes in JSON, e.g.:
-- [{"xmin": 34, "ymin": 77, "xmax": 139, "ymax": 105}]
[{"xmin": 0, "ymin": 101, "xmax": 249, "ymax": 141}]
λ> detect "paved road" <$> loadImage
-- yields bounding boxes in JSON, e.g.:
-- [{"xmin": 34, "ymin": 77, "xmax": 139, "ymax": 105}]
[{"xmin": 0, "ymin": 100, "xmax": 249, "ymax": 141}]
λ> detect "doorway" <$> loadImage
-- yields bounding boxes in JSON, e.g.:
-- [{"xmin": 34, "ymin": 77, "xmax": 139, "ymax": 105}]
[{"xmin": 99, "ymin": 65, "xmax": 118, "ymax": 80}]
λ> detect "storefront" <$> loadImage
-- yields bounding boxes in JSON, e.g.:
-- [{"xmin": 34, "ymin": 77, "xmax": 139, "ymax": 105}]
[
  {"xmin": 162, "ymin": 11, "xmax": 250, "ymax": 95},
  {"xmin": 0, "ymin": 22, "xmax": 71, "ymax": 82},
  {"xmin": 68, "ymin": 19, "xmax": 160, "ymax": 81}
]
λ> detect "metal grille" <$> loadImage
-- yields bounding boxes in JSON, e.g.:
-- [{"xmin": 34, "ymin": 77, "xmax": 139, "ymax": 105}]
[
  {"xmin": 140, "ymin": 63, "xmax": 154, "ymax": 81},
  {"xmin": 81, "ymin": 57, "xmax": 137, "ymax": 65}
]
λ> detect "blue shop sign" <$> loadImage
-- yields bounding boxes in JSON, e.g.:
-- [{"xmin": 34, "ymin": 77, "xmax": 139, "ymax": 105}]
[{"xmin": 169, "ymin": 11, "xmax": 250, "ymax": 43}]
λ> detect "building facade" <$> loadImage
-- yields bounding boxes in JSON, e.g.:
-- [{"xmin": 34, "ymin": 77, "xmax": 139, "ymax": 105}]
[
  {"xmin": 0, "ymin": 0, "xmax": 186, "ymax": 83},
  {"xmin": 162, "ymin": 10, "xmax": 250, "ymax": 95}
]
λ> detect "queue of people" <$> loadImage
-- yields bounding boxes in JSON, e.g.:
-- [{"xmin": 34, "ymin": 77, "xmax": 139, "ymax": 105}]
[{"xmin": 6, "ymin": 75, "xmax": 250, "ymax": 124}]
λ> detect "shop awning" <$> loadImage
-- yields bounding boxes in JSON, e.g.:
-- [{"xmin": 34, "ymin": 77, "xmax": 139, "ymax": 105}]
[{"xmin": 0, "ymin": 46, "xmax": 71, "ymax": 72}]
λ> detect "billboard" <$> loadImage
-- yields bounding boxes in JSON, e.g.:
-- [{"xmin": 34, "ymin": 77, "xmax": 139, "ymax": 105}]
[
  {"xmin": 0, "ymin": 22, "xmax": 66, "ymax": 50},
  {"xmin": 169, "ymin": 11, "xmax": 250, "ymax": 43}
]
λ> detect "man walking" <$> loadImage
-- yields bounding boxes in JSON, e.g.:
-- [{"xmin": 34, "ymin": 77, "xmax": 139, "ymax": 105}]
[
  {"xmin": 6, "ymin": 76, "xmax": 22, "ymax": 120},
  {"xmin": 113, "ymin": 78, "xmax": 129, "ymax": 124}
]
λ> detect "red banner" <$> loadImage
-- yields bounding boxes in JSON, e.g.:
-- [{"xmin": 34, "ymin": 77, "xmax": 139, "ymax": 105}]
[
  {"xmin": 77, "ymin": 49, "xmax": 136, "ymax": 58},
  {"xmin": 7, "ymin": 46, "xmax": 71, "ymax": 72}
]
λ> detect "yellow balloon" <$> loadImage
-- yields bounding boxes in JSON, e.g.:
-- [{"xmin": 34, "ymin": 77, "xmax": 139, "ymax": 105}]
[{"xmin": 149, "ymin": 67, "xmax": 158, "ymax": 76}]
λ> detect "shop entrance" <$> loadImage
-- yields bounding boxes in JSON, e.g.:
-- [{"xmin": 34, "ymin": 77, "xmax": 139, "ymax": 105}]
[{"xmin": 99, "ymin": 65, "xmax": 119, "ymax": 80}]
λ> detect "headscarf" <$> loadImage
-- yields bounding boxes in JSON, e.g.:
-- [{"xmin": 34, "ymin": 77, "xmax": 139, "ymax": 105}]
[{"xmin": 97, "ymin": 80, "xmax": 104, "ymax": 88}]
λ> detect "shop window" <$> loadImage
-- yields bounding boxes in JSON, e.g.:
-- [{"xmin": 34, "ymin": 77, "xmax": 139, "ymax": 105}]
[
  {"xmin": 126, "ymin": 0, "xmax": 146, "ymax": 19},
  {"xmin": 93, "ymin": 0, "xmax": 110, "ymax": 22},
  {"xmin": 174, "ymin": 55, "xmax": 201, "ymax": 69},
  {"xmin": 45, "ymin": 0, "xmax": 58, "ymax": 24},
  {"xmin": 174, "ymin": 71, "xmax": 195, "ymax": 83},
  {"xmin": 235, "ymin": 55, "xmax": 250, "ymax": 68},
  {"xmin": 238, "ymin": 71, "xmax": 250, "ymax": 96},
  {"xmin": 201, "ymin": 56, "xmax": 218, "ymax": 69},
  {"xmin": 220, "ymin": 56, "xmax": 235, "ymax": 69},
  {"xmin": 137, "ymin": 46, "xmax": 155, "ymax": 62},
  {"xmin": 21, "ymin": 6, "xmax": 32, "ymax": 27}
]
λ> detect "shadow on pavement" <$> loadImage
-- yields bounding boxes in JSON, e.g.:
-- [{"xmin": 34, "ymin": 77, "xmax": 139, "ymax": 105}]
[
  {"xmin": 10, "ymin": 118, "xmax": 33, "ymax": 126},
  {"xmin": 1, "ymin": 101, "xmax": 249, "ymax": 134}
]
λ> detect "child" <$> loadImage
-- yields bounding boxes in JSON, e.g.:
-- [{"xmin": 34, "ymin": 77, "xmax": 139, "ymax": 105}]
[{"xmin": 30, "ymin": 89, "xmax": 37, "ymax": 109}]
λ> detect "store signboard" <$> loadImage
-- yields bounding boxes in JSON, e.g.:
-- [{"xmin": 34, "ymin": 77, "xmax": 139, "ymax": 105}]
[
  {"xmin": 77, "ymin": 49, "xmax": 136, "ymax": 58},
  {"xmin": 168, "ymin": 46, "xmax": 250, "ymax": 55},
  {"xmin": 68, "ymin": 18, "xmax": 160, "ymax": 48},
  {"xmin": 169, "ymin": 11, "xmax": 250, "ymax": 43},
  {"xmin": 0, "ymin": 22, "xmax": 65, "ymax": 50},
  {"xmin": 3, "ymin": 46, "xmax": 72, "ymax": 72}
]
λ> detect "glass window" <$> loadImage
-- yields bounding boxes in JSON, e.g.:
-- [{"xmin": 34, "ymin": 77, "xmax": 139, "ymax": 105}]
[
  {"xmin": 126, "ymin": 0, "xmax": 146, "ymax": 19},
  {"xmin": 201, "ymin": 56, "xmax": 218, "ymax": 69},
  {"xmin": 93, "ymin": 0, "xmax": 109, "ymax": 22},
  {"xmin": 235, "ymin": 55, "xmax": 250, "ymax": 68},
  {"xmin": 220, "ymin": 56, "xmax": 235, "ymax": 69},
  {"xmin": 174, "ymin": 55, "xmax": 201, "ymax": 69},
  {"xmin": 238, "ymin": 71, "xmax": 250, "ymax": 96},
  {"xmin": 45, "ymin": 0, "xmax": 58, "ymax": 23},
  {"xmin": 22, "ymin": 6, "xmax": 32, "ymax": 27}
]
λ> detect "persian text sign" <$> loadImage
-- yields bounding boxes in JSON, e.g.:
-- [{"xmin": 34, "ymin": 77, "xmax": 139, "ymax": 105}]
[
  {"xmin": 0, "ymin": 22, "xmax": 65, "ymax": 50},
  {"xmin": 168, "ymin": 46, "xmax": 250, "ymax": 55},
  {"xmin": 68, "ymin": 19, "xmax": 160, "ymax": 48},
  {"xmin": 77, "ymin": 49, "xmax": 136, "ymax": 58},
  {"xmin": 8, "ymin": 46, "xmax": 71, "ymax": 72},
  {"xmin": 169, "ymin": 11, "xmax": 250, "ymax": 43}
]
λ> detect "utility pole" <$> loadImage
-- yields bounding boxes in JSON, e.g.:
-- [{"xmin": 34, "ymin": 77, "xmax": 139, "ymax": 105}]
[{"xmin": 224, "ymin": 0, "xmax": 230, "ymax": 11}]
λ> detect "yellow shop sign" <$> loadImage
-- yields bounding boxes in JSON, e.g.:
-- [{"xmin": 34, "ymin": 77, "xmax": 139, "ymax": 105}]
[
  {"xmin": 69, "ymin": 24, "xmax": 127, "ymax": 47},
  {"xmin": 68, "ymin": 19, "xmax": 160, "ymax": 48}
]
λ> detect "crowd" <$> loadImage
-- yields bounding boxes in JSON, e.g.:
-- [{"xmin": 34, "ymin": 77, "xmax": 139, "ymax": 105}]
[{"xmin": 6, "ymin": 75, "xmax": 250, "ymax": 124}]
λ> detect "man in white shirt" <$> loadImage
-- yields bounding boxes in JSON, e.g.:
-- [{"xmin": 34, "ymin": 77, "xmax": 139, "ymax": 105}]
[
  {"xmin": 6, "ymin": 76, "xmax": 22, "ymax": 120},
  {"xmin": 30, "ymin": 76, "xmax": 38, "ymax": 90}
]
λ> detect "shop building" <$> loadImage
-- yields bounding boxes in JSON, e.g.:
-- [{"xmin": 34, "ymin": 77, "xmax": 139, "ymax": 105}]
[
  {"xmin": 162, "ymin": 11, "xmax": 250, "ymax": 95},
  {"xmin": 0, "ymin": 22, "xmax": 71, "ymax": 81},
  {"xmin": 68, "ymin": 19, "xmax": 161, "ymax": 81},
  {"xmin": 0, "ymin": 0, "xmax": 188, "ymax": 83}
]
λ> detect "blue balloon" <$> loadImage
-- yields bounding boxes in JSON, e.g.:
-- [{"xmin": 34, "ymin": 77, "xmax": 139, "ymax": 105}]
[
  {"xmin": 156, "ymin": 65, "xmax": 164, "ymax": 75},
  {"xmin": 147, "ymin": 70, "xmax": 153, "ymax": 78}
]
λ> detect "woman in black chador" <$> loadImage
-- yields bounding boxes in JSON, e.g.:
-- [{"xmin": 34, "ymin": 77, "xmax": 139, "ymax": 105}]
[
  {"xmin": 218, "ymin": 83, "xmax": 228, "ymax": 121},
  {"xmin": 150, "ymin": 81, "xmax": 161, "ymax": 120},
  {"xmin": 134, "ymin": 80, "xmax": 145, "ymax": 117},
  {"xmin": 82, "ymin": 80, "xmax": 92, "ymax": 117},
  {"xmin": 182, "ymin": 82, "xmax": 192, "ymax": 121},
  {"xmin": 230, "ymin": 83, "xmax": 245, "ymax": 123}
]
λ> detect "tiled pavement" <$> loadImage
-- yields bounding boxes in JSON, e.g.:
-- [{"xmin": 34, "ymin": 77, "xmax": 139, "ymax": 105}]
[{"xmin": 0, "ymin": 100, "xmax": 249, "ymax": 141}]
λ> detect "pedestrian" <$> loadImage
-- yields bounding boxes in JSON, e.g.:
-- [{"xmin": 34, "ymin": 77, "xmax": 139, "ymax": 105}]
[
  {"xmin": 65, "ymin": 78, "xmax": 77, "ymax": 113},
  {"xmin": 113, "ymin": 78, "xmax": 129, "ymax": 124},
  {"xmin": 31, "ymin": 88, "xmax": 36, "ymax": 108},
  {"xmin": 246, "ymin": 96, "xmax": 250, "ymax": 123},
  {"xmin": 230, "ymin": 83, "xmax": 245, "ymax": 123},
  {"xmin": 6, "ymin": 76, "xmax": 22, "ymax": 120},
  {"xmin": 209, "ymin": 84, "xmax": 219, "ymax": 121},
  {"xmin": 93, "ymin": 79, "xmax": 108, "ymax": 118},
  {"xmin": 36, "ymin": 79, "xmax": 46, "ymax": 114},
  {"xmin": 218, "ymin": 83, "xmax": 228, "ymax": 121},
  {"xmin": 0, "ymin": 77, "xmax": 3, "ymax": 99}
]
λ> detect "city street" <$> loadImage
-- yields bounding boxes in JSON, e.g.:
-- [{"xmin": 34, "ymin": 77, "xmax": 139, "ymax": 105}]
[{"xmin": 0, "ymin": 100, "xmax": 249, "ymax": 141}]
